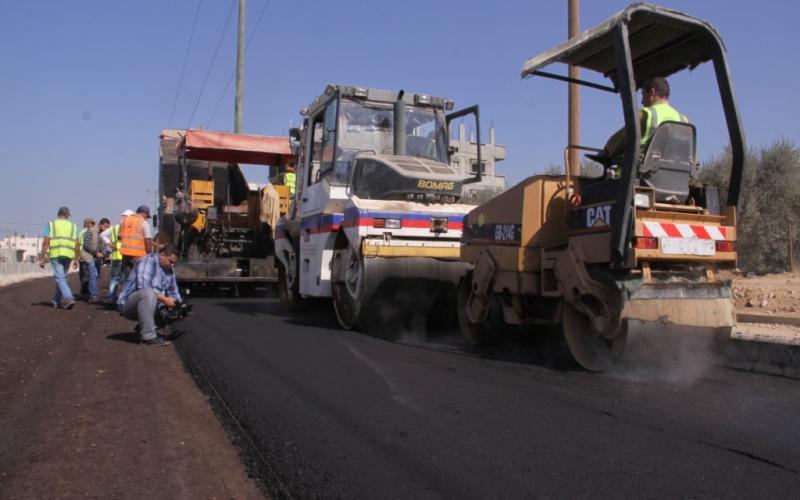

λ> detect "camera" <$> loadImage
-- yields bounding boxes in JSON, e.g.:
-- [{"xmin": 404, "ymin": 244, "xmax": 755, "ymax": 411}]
[{"xmin": 156, "ymin": 301, "xmax": 194, "ymax": 326}]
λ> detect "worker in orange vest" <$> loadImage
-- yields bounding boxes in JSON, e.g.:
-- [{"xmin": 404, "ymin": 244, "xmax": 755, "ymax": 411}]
[{"xmin": 118, "ymin": 205, "xmax": 154, "ymax": 288}]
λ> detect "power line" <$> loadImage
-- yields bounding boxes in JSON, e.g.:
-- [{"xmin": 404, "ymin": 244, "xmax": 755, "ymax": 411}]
[
  {"xmin": 207, "ymin": 0, "xmax": 273, "ymax": 129},
  {"xmin": 186, "ymin": 0, "xmax": 237, "ymax": 129},
  {"xmin": 168, "ymin": 0, "xmax": 203, "ymax": 128}
]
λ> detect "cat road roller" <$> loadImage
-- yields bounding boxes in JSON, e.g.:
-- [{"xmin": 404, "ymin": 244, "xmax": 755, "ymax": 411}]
[{"xmin": 457, "ymin": 3, "xmax": 745, "ymax": 370}]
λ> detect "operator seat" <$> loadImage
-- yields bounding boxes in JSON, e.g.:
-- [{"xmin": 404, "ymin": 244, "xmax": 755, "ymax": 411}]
[
  {"xmin": 579, "ymin": 121, "xmax": 697, "ymax": 206},
  {"xmin": 638, "ymin": 121, "xmax": 697, "ymax": 204}
]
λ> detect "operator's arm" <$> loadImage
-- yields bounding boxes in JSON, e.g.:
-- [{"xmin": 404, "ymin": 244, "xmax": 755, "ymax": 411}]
[{"xmin": 602, "ymin": 110, "xmax": 648, "ymax": 158}]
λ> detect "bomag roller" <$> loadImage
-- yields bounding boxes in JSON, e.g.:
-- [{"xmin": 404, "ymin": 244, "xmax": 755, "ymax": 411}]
[{"xmin": 457, "ymin": 3, "xmax": 745, "ymax": 370}]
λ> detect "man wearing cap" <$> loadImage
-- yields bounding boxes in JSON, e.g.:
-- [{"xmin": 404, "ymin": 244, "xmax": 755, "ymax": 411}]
[
  {"xmin": 101, "ymin": 210, "xmax": 133, "ymax": 303},
  {"xmin": 119, "ymin": 205, "xmax": 154, "ymax": 286},
  {"xmin": 78, "ymin": 218, "xmax": 103, "ymax": 302},
  {"xmin": 39, "ymin": 207, "xmax": 80, "ymax": 309}
]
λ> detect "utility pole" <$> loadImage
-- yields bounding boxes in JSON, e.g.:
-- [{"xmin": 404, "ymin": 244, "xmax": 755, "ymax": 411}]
[
  {"xmin": 234, "ymin": 0, "xmax": 246, "ymax": 133},
  {"xmin": 568, "ymin": 0, "xmax": 581, "ymax": 176}
]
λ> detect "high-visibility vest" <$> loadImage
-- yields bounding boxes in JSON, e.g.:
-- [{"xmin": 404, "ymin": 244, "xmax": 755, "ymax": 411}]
[
  {"xmin": 110, "ymin": 224, "xmax": 122, "ymax": 261},
  {"xmin": 48, "ymin": 219, "xmax": 78, "ymax": 260},
  {"xmin": 641, "ymin": 103, "xmax": 689, "ymax": 150},
  {"xmin": 284, "ymin": 172, "xmax": 296, "ymax": 194},
  {"xmin": 119, "ymin": 215, "xmax": 146, "ymax": 257}
]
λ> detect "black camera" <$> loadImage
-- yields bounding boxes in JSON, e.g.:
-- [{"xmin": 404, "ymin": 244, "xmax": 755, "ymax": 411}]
[{"xmin": 155, "ymin": 301, "xmax": 194, "ymax": 326}]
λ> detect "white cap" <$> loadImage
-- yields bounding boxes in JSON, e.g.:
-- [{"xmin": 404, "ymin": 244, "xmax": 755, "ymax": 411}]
[{"xmin": 121, "ymin": 209, "xmax": 134, "ymax": 217}]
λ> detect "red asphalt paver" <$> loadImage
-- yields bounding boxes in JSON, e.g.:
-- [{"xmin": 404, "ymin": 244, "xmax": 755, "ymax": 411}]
[{"xmin": 0, "ymin": 275, "xmax": 263, "ymax": 499}]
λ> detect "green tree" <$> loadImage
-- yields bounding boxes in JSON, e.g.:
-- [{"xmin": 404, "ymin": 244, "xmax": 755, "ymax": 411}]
[{"xmin": 698, "ymin": 139, "xmax": 800, "ymax": 272}]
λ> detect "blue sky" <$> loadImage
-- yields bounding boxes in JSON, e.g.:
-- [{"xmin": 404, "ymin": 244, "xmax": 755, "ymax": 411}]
[{"xmin": 1, "ymin": 0, "xmax": 798, "ymax": 236}]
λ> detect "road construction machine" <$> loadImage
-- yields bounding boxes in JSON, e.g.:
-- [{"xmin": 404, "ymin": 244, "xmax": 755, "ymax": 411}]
[
  {"xmin": 157, "ymin": 129, "xmax": 295, "ymax": 293},
  {"xmin": 275, "ymin": 84, "xmax": 483, "ymax": 329},
  {"xmin": 457, "ymin": 3, "xmax": 745, "ymax": 370}
]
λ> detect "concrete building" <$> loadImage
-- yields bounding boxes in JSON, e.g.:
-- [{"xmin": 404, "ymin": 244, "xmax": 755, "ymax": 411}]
[
  {"xmin": 0, "ymin": 234, "xmax": 41, "ymax": 263},
  {"xmin": 449, "ymin": 123, "xmax": 506, "ymax": 202}
]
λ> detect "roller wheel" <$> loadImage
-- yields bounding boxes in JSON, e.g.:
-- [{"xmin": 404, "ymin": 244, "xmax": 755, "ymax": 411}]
[
  {"xmin": 332, "ymin": 242, "xmax": 366, "ymax": 330},
  {"xmin": 278, "ymin": 255, "xmax": 302, "ymax": 312},
  {"xmin": 457, "ymin": 271, "xmax": 503, "ymax": 345},
  {"xmin": 562, "ymin": 302, "xmax": 626, "ymax": 371}
]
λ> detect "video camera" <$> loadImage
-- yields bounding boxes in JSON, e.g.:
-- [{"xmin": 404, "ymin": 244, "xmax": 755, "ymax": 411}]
[{"xmin": 155, "ymin": 301, "xmax": 194, "ymax": 326}]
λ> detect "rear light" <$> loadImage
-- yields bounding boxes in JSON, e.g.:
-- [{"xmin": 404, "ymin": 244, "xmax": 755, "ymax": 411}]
[
  {"xmin": 716, "ymin": 240, "xmax": 734, "ymax": 252},
  {"xmin": 373, "ymin": 218, "xmax": 401, "ymax": 229},
  {"xmin": 633, "ymin": 237, "xmax": 658, "ymax": 249}
]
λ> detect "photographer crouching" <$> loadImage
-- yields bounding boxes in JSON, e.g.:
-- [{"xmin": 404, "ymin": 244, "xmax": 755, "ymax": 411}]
[{"xmin": 117, "ymin": 244, "xmax": 187, "ymax": 347}]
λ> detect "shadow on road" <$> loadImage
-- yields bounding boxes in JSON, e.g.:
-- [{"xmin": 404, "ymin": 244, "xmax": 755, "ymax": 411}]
[{"xmin": 107, "ymin": 331, "xmax": 140, "ymax": 344}]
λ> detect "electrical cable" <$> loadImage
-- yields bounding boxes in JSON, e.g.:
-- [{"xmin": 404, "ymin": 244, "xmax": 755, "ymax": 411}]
[
  {"xmin": 186, "ymin": 0, "xmax": 237, "ymax": 129},
  {"xmin": 167, "ymin": 0, "xmax": 203, "ymax": 127},
  {"xmin": 206, "ymin": 0, "xmax": 273, "ymax": 129}
]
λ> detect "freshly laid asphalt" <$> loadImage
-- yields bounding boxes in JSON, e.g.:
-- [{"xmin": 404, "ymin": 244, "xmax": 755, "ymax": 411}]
[{"xmin": 177, "ymin": 293, "xmax": 800, "ymax": 499}]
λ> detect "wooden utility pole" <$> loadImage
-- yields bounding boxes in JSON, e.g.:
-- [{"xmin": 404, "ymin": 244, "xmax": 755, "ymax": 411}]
[
  {"xmin": 234, "ymin": 0, "xmax": 246, "ymax": 133},
  {"xmin": 568, "ymin": 0, "xmax": 581, "ymax": 176}
]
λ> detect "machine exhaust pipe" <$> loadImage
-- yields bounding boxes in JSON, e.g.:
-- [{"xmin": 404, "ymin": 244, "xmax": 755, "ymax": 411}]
[{"xmin": 393, "ymin": 90, "xmax": 406, "ymax": 156}]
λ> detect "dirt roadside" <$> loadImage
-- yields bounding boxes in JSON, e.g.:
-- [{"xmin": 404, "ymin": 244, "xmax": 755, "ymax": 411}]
[{"xmin": 0, "ymin": 275, "xmax": 263, "ymax": 499}]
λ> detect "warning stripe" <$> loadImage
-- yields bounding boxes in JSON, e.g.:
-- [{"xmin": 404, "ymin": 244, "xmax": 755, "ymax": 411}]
[{"xmin": 641, "ymin": 221, "xmax": 729, "ymax": 241}]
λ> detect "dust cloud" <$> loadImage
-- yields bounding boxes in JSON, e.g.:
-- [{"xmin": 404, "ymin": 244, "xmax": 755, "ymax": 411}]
[{"xmin": 608, "ymin": 321, "xmax": 723, "ymax": 385}]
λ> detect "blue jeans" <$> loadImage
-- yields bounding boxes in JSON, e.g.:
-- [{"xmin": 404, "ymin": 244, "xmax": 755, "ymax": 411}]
[
  {"xmin": 81, "ymin": 260, "xmax": 98, "ymax": 299},
  {"xmin": 107, "ymin": 260, "xmax": 122, "ymax": 301},
  {"xmin": 51, "ymin": 257, "xmax": 74, "ymax": 305}
]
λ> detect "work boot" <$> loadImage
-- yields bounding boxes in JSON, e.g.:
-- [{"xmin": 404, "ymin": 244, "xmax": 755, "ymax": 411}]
[{"xmin": 142, "ymin": 337, "xmax": 171, "ymax": 347}]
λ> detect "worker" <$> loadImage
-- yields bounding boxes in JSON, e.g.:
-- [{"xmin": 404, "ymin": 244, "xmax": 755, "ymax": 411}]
[
  {"xmin": 38, "ymin": 206, "xmax": 80, "ymax": 309},
  {"xmin": 100, "ymin": 210, "xmax": 132, "ymax": 303},
  {"xmin": 283, "ymin": 165, "xmax": 296, "ymax": 195},
  {"xmin": 118, "ymin": 205, "xmax": 154, "ymax": 286},
  {"xmin": 601, "ymin": 76, "xmax": 689, "ymax": 164},
  {"xmin": 95, "ymin": 218, "xmax": 111, "ymax": 283},
  {"xmin": 78, "ymin": 218, "xmax": 102, "ymax": 301},
  {"xmin": 117, "ymin": 243, "xmax": 182, "ymax": 347}
]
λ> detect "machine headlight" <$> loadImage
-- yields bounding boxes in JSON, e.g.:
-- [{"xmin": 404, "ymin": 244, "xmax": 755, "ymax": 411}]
[
  {"xmin": 634, "ymin": 193, "xmax": 652, "ymax": 209},
  {"xmin": 373, "ymin": 218, "xmax": 402, "ymax": 229}
]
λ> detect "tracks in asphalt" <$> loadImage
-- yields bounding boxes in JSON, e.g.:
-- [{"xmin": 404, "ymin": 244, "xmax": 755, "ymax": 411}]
[{"xmin": 176, "ymin": 295, "xmax": 800, "ymax": 499}]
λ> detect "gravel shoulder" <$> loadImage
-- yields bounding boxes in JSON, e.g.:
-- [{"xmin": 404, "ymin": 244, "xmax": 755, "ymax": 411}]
[{"xmin": 0, "ymin": 275, "xmax": 263, "ymax": 499}]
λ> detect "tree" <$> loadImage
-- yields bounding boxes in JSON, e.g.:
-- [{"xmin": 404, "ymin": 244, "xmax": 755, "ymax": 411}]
[{"xmin": 698, "ymin": 139, "xmax": 800, "ymax": 273}]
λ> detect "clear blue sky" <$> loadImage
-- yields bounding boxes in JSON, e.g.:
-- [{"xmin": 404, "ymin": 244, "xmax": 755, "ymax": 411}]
[{"xmin": 1, "ymin": 0, "xmax": 797, "ymax": 237}]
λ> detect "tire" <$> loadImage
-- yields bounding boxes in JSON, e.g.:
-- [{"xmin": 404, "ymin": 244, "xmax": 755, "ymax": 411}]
[
  {"xmin": 456, "ymin": 271, "xmax": 504, "ymax": 345},
  {"xmin": 277, "ymin": 254, "xmax": 302, "ymax": 312},
  {"xmin": 331, "ymin": 242, "xmax": 366, "ymax": 330}
]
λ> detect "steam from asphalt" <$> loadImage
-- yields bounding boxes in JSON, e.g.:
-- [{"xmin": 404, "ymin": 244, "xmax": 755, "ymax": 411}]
[{"xmin": 608, "ymin": 321, "xmax": 722, "ymax": 385}]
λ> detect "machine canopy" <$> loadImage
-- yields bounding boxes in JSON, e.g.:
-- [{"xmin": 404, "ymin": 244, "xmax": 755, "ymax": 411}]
[
  {"xmin": 520, "ymin": 3, "xmax": 727, "ymax": 89},
  {"xmin": 179, "ymin": 129, "xmax": 295, "ymax": 166}
]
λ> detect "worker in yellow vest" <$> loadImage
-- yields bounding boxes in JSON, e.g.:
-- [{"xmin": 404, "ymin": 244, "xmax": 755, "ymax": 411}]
[
  {"xmin": 601, "ymin": 76, "xmax": 689, "ymax": 162},
  {"xmin": 101, "ymin": 209, "xmax": 131, "ymax": 303},
  {"xmin": 284, "ymin": 165, "xmax": 296, "ymax": 195},
  {"xmin": 118, "ymin": 205, "xmax": 154, "ymax": 288},
  {"xmin": 39, "ymin": 206, "xmax": 80, "ymax": 309}
]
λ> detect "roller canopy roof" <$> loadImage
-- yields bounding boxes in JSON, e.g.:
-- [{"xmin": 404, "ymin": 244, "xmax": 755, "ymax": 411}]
[
  {"xmin": 178, "ymin": 129, "xmax": 295, "ymax": 166},
  {"xmin": 520, "ymin": 3, "xmax": 726, "ymax": 88}
]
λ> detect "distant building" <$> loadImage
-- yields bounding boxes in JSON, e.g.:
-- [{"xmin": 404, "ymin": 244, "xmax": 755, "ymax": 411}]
[
  {"xmin": 0, "ymin": 234, "xmax": 41, "ymax": 263},
  {"xmin": 449, "ymin": 124, "xmax": 506, "ymax": 198}
]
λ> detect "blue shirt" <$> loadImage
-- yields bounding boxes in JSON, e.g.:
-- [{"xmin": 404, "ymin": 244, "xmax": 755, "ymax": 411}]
[{"xmin": 117, "ymin": 253, "xmax": 181, "ymax": 307}]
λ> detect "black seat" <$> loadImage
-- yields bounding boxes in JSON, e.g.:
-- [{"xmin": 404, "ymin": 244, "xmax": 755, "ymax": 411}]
[
  {"xmin": 580, "ymin": 121, "xmax": 696, "ymax": 206},
  {"xmin": 639, "ymin": 121, "xmax": 697, "ymax": 203}
]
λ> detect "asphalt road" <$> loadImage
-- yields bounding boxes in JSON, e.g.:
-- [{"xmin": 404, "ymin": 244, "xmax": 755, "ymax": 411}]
[{"xmin": 177, "ymin": 293, "xmax": 800, "ymax": 499}]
